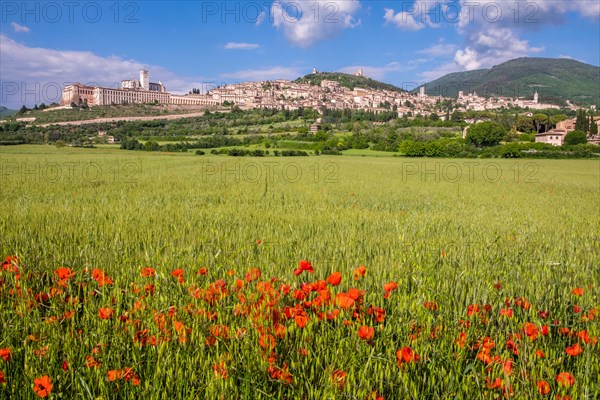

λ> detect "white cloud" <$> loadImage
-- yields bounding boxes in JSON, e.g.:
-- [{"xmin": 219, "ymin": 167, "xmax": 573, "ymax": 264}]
[
  {"xmin": 454, "ymin": 27, "xmax": 544, "ymax": 70},
  {"xmin": 11, "ymin": 22, "xmax": 30, "ymax": 33},
  {"xmin": 271, "ymin": 0, "xmax": 361, "ymax": 47},
  {"xmin": 417, "ymin": 41, "xmax": 457, "ymax": 56},
  {"xmin": 220, "ymin": 66, "xmax": 303, "ymax": 81},
  {"xmin": 224, "ymin": 42, "xmax": 260, "ymax": 50},
  {"xmin": 383, "ymin": 8, "xmax": 424, "ymax": 31},
  {"xmin": 0, "ymin": 35, "xmax": 210, "ymax": 107}
]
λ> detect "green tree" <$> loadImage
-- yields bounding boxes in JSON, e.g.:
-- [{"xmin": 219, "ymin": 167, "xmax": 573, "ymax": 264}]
[
  {"xmin": 466, "ymin": 121, "xmax": 508, "ymax": 147},
  {"xmin": 590, "ymin": 119, "xmax": 598, "ymax": 137},
  {"xmin": 563, "ymin": 130, "xmax": 587, "ymax": 145},
  {"xmin": 532, "ymin": 113, "xmax": 548, "ymax": 133},
  {"xmin": 575, "ymin": 109, "xmax": 588, "ymax": 132}
]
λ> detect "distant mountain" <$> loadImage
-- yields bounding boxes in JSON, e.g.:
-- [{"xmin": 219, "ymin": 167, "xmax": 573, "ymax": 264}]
[
  {"xmin": 420, "ymin": 57, "xmax": 600, "ymax": 106},
  {"xmin": 0, "ymin": 106, "xmax": 17, "ymax": 119},
  {"xmin": 295, "ymin": 72, "xmax": 405, "ymax": 93}
]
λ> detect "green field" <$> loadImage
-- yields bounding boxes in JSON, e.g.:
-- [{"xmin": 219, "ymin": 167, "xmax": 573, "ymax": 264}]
[{"xmin": 1, "ymin": 145, "xmax": 599, "ymax": 398}]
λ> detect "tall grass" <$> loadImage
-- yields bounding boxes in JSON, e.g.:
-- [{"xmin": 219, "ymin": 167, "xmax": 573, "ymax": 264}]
[{"xmin": 1, "ymin": 145, "xmax": 598, "ymax": 398}]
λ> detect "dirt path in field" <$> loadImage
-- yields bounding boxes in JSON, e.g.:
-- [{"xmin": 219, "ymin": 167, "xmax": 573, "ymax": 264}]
[{"xmin": 37, "ymin": 110, "xmax": 230, "ymax": 127}]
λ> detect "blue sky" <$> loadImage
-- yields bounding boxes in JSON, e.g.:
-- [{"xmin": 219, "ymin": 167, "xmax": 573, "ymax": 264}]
[{"xmin": 1, "ymin": 0, "xmax": 599, "ymax": 108}]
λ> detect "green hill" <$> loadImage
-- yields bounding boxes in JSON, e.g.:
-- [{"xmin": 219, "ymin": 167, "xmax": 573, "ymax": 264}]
[
  {"xmin": 295, "ymin": 72, "xmax": 405, "ymax": 93},
  {"xmin": 420, "ymin": 57, "xmax": 600, "ymax": 106},
  {"xmin": 0, "ymin": 106, "xmax": 17, "ymax": 119}
]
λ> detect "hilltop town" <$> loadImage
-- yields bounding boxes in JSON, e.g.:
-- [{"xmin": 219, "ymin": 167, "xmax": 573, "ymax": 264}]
[{"xmin": 58, "ymin": 69, "xmax": 586, "ymax": 121}]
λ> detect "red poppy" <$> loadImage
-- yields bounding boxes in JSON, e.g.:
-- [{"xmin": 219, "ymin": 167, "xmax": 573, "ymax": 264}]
[
  {"xmin": 197, "ymin": 267, "xmax": 208, "ymax": 275},
  {"xmin": 358, "ymin": 325, "xmax": 374, "ymax": 340},
  {"xmin": 140, "ymin": 267, "xmax": 156, "ymax": 277},
  {"xmin": 171, "ymin": 269, "xmax": 184, "ymax": 284},
  {"xmin": 556, "ymin": 372, "xmax": 575, "ymax": 387},
  {"xmin": 500, "ymin": 308, "xmax": 513, "ymax": 318},
  {"xmin": 294, "ymin": 307, "xmax": 309, "ymax": 328},
  {"xmin": 423, "ymin": 301, "xmax": 438, "ymax": 311},
  {"xmin": 99, "ymin": 308, "xmax": 114, "ymax": 320},
  {"xmin": 383, "ymin": 281, "xmax": 398, "ymax": 298},
  {"xmin": 537, "ymin": 380, "xmax": 550, "ymax": 395},
  {"xmin": 259, "ymin": 334, "xmax": 276, "ymax": 350},
  {"xmin": 571, "ymin": 287, "xmax": 584, "ymax": 296},
  {"xmin": 396, "ymin": 346, "xmax": 419, "ymax": 365},
  {"xmin": 486, "ymin": 377, "xmax": 502, "ymax": 389},
  {"xmin": 524, "ymin": 322, "xmax": 539, "ymax": 340},
  {"xmin": 107, "ymin": 369, "xmax": 122, "ymax": 381},
  {"xmin": 33, "ymin": 375, "xmax": 53, "ymax": 398},
  {"xmin": 92, "ymin": 268, "xmax": 113, "ymax": 286},
  {"xmin": 294, "ymin": 260, "xmax": 314, "ymax": 276},
  {"xmin": 0, "ymin": 370, "xmax": 5, "ymax": 384},
  {"xmin": 535, "ymin": 350, "xmax": 545, "ymax": 358},
  {"xmin": 327, "ymin": 272, "xmax": 342, "ymax": 286},
  {"xmin": 335, "ymin": 293, "xmax": 355, "ymax": 309},
  {"xmin": 331, "ymin": 369, "xmax": 346, "ymax": 389},
  {"xmin": 212, "ymin": 361, "xmax": 228, "ymax": 379},
  {"xmin": 565, "ymin": 343, "xmax": 583, "ymax": 357},
  {"xmin": 0, "ymin": 348, "xmax": 10, "ymax": 362},
  {"xmin": 245, "ymin": 267, "xmax": 262, "ymax": 282},
  {"xmin": 61, "ymin": 361, "xmax": 69, "ymax": 372},
  {"xmin": 353, "ymin": 265, "xmax": 367, "ymax": 280},
  {"xmin": 54, "ymin": 267, "xmax": 75, "ymax": 280}
]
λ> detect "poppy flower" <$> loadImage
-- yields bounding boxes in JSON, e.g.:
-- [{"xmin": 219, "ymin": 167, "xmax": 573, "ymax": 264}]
[
  {"xmin": 331, "ymin": 370, "xmax": 347, "ymax": 389},
  {"xmin": 33, "ymin": 375, "xmax": 52, "ymax": 398},
  {"xmin": 556, "ymin": 372, "xmax": 575, "ymax": 387},
  {"xmin": 327, "ymin": 272, "xmax": 342, "ymax": 286},
  {"xmin": 571, "ymin": 287, "xmax": 584, "ymax": 296},
  {"xmin": 54, "ymin": 267, "xmax": 75, "ymax": 280},
  {"xmin": 294, "ymin": 313, "xmax": 309, "ymax": 328},
  {"xmin": 535, "ymin": 350, "xmax": 545, "ymax": 358},
  {"xmin": 99, "ymin": 308, "xmax": 114, "ymax": 320},
  {"xmin": 524, "ymin": 322, "xmax": 539, "ymax": 340},
  {"xmin": 500, "ymin": 308, "xmax": 513, "ymax": 318},
  {"xmin": 140, "ymin": 267, "xmax": 156, "ymax": 277},
  {"xmin": 353, "ymin": 265, "xmax": 367, "ymax": 280},
  {"xmin": 486, "ymin": 377, "xmax": 502, "ymax": 389},
  {"xmin": 537, "ymin": 380, "xmax": 550, "ymax": 395},
  {"xmin": 92, "ymin": 268, "xmax": 113, "ymax": 286},
  {"xmin": 212, "ymin": 362, "xmax": 228, "ymax": 379},
  {"xmin": 335, "ymin": 293, "xmax": 355, "ymax": 309},
  {"xmin": 259, "ymin": 334, "xmax": 276, "ymax": 350},
  {"xmin": 171, "ymin": 269, "xmax": 184, "ymax": 284},
  {"xmin": 423, "ymin": 301, "xmax": 438, "ymax": 311},
  {"xmin": 197, "ymin": 267, "xmax": 208, "ymax": 275},
  {"xmin": 383, "ymin": 281, "xmax": 398, "ymax": 298},
  {"xmin": 396, "ymin": 346, "xmax": 419, "ymax": 365},
  {"xmin": 0, "ymin": 370, "xmax": 5, "ymax": 384},
  {"xmin": 61, "ymin": 361, "xmax": 69, "ymax": 372},
  {"xmin": 0, "ymin": 348, "xmax": 10, "ymax": 362},
  {"xmin": 245, "ymin": 268, "xmax": 262, "ymax": 282},
  {"xmin": 294, "ymin": 260, "xmax": 314, "ymax": 276},
  {"xmin": 107, "ymin": 370, "xmax": 122, "ymax": 381},
  {"xmin": 565, "ymin": 343, "xmax": 583, "ymax": 357},
  {"xmin": 358, "ymin": 325, "xmax": 374, "ymax": 340}
]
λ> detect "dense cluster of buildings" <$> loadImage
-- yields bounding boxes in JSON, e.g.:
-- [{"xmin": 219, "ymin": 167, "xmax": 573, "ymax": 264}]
[
  {"xmin": 61, "ymin": 69, "xmax": 571, "ymax": 117},
  {"xmin": 58, "ymin": 69, "xmax": 598, "ymax": 146}
]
